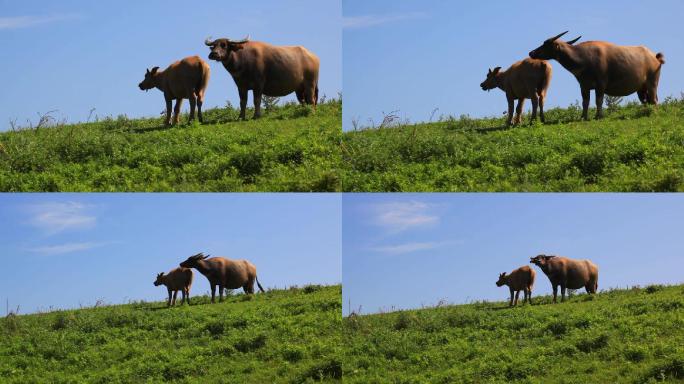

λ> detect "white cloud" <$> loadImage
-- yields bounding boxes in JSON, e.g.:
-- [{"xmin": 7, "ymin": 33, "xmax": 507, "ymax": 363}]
[
  {"xmin": 26, "ymin": 202, "xmax": 96, "ymax": 235},
  {"xmin": 27, "ymin": 242, "xmax": 105, "ymax": 256},
  {"xmin": 370, "ymin": 242, "xmax": 441, "ymax": 255},
  {"xmin": 343, "ymin": 12, "xmax": 427, "ymax": 30},
  {"xmin": 0, "ymin": 13, "xmax": 82, "ymax": 30},
  {"xmin": 371, "ymin": 201, "xmax": 439, "ymax": 233}
]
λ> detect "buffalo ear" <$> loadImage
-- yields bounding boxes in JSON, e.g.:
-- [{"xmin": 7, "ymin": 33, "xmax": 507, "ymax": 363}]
[
  {"xmin": 146, "ymin": 68, "xmax": 150, "ymax": 74},
  {"xmin": 492, "ymin": 67, "xmax": 501, "ymax": 75},
  {"xmin": 151, "ymin": 67, "xmax": 159, "ymax": 75},
  {"xmin": 488, "ymin": 68, "xmax": 492, "ymax": 75}
]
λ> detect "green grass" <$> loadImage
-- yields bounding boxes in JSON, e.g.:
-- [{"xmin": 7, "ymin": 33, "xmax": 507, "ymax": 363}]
[
  {"xmin": 343, "ymin": 284, "xmax": 684, "ymax": 384},
  {"xmin": 342, "ymin": 98, "xmax": 684, "ymax": 191},
  {"xmin": 0, "ymin": 285, "xmax": 342, "ymax": 383},
  {"xmin": 0, "ymin": 100, "xmax": 341, "ymax": 192}
]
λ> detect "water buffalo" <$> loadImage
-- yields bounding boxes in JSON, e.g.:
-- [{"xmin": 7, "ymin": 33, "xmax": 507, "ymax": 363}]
[
  {"xmin": 138, "ymin": 56, "xmax": 211, "ymax": 126},
  {"xmin": 530, "ymin": 254, "xmax": 598, "ymax": 303},
  {"xmin": 496, "ymin": 265, "xmax": 536, "ymax": 306},
  {"xmin": 529, "ymin": 31, "xmax": 665, "ymax": 120},
  {"xmin": 204, "ymin": 36, "xmax": 320, "ymax": 120},
  {"xmin": 480, "ymin": 58, "xmax": 552, "ymax": 126},
  {"xmin": 153, "ymin": 267, "xmax": 194, "ymax": 307},
  {"xmin": 180, "ymin": 252, "xmax": 264, "ymax": 303}
]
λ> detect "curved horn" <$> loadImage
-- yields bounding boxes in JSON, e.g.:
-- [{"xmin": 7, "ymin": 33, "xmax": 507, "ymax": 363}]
[
  {"xmin": 550, "ymin": 31, "xmax": 569, "ymax": 41},
  {"xmin": 205, "ymin": 36, "xmax": 215, "ymax": 46},
  {"xmin": 230, "ymin": 35, "xmax": 250, "ymax": 44},
  {"xmin": 566, "ymin": 36, "xmax": 582, "ymax": 45}
]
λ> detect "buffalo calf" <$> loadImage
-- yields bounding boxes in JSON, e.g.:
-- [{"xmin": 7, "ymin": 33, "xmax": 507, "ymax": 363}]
[
  {"xmin": 496, "ymin": 265, "xmax": 536, "ymax": 306},
  {"xmin": 139, "ymin": 56, "xmax": 210, "ymax": 126},
  {"xmin": 481, "ymin": 58, "xmax": 552, "ymax": 126},
  {"xmin": 154, "ymin": 267, "xmax": 194, "ymax": 306}
]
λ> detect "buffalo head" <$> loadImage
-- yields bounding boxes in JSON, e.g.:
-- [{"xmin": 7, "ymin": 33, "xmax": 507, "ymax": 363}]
[
  {"xmin": 530, "ymin": 254, "xmax": 556, "ymax": 270},
  {"xmin": 496, "ymin": 272, "xmax": 507, "ymax": 287},
  {"xmin": 138, "ymin": 67, "xmax": 160, "ymax": 91},
  {"xmin": 180, "ymin": 252, "xmax": 210, "ymax": 268},
  {"xmin": 480, "ymin": 67, "xmax": 502, "ymax": 91},
  {"xmin": 153, "ymin": 272, "xmax": 164, "ymax": 286},
  {"xmin": 529, "ymin": 31, "xmax": 581, "ymax": 60},
  {"xmin": 204, "ymin": 35, "xmax": 250, "ymax": 61}
]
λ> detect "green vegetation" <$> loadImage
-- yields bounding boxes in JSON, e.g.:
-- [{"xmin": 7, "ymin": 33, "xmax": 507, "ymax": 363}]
[
  {"xmin": 0, "ymin": 100, "xmax": 341, "ymax": 192},
  {"xmin": 343, "ymin": 284, "xmax": 684, "ymax": 383},
  {"xmin": 342, "ymin": 98, "xmax": 684, "ymax": 191},
  {"xmin": 0, "ymin": 285, "xmax": 342, "ymax": 383}
]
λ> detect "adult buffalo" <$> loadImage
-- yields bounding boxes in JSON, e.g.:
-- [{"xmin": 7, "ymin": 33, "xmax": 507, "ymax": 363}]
[
  {"xmin": 530, "ymin": 254, "xmax": 599, "ymax": 303},
  {"xmin": 205, "ymin": 36, "xmax": 320, "ymax": 120},
  {"xmin": 529, "ymin": 31, "xmax": 664, "ymax": 120}
]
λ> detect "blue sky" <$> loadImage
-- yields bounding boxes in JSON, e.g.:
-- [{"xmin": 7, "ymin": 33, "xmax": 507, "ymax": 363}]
[
  {"xmin": 0, "ymin": 0, "xmax": 341, "ymax": 130},
  {"xmin": 343, "ymin": 0, "xmax": 684, "ymax": 130},
  {"xmin": 343, "ymin": 194, "xmax": 684, "ymax": 314},
  {"xmin": 0, "ymin": 194, "xmax": 341, "ymax": 314}
]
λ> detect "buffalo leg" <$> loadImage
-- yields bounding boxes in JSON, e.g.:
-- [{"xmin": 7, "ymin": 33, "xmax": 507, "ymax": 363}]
[
  {"xmin": 219, "ymin": 285, "xmax": 224, "ymax": 302},
  {"xmin": 637, "ymin": 89, "xmax": 648, "ymax": 104},
  {"xmin": 188, "ymin": 93, "xmax": 197, "ymax": 123},
  {"xmin": 197, "ymin": 93, "xmax": 204, "ymax": 123},
  {"xmin": 238, "ymin": 87, "xmax": 248, "ymax": 120},
  {"xmin": 172, "ymin": 290, "xmax": 178, "ymax": 306},
  {"xmin": 514, "ymin": 290, "xmax": 521, "ymax": 306},
  {"xmin": 595, "ymin": 89, "xmax": 605, "ymax": 119},
  {"xmin": 506, "ymin": 95, "xmax": 514, "ymax": 127},
  {"xmin": 181, "ymin": 289, "xmax": 186, "ymax": 304},
  {"xmin": 530, "ymin": 93, "xmax": 539, "ymax": 123},
  {"xmin": 164, "ymin": 97, "xmax": 172, "ymax": 126},
  {"xmin": 253, "ymin": 90, "xmax": 263, "ymax": 119},
  {"xmin": 296, "ymin": 88, "xmax": 305, "ymax": 105},
  {"xmin": 552, "ymin": 284, "xmax": 558, "ymax": 303},
  {"xmin": 185, "ymin": 288, "xmax": 191, "ymax": 304},
  {"xmin": 173, "ymin": 99, "xmax": 183, "ymax": 125},
  {"xmin": 515, "ymin": 98, "xmax": 525, "ymax": 125},
  {"xmin": 509, "ymin": 288, "xmax": 514, "ymax": 307},
  {"xmin": 211, "ymin": 284, "xmax": 216, "ymax": 303},
  {"xmin": 560, "ymin": 284, "xmax": 567, "ymax": 302},
  {"xmin": 581, "ymin": 87, "xmax": 591, "ymax": 121},
  {"xmin": 647, "ymin": 85, "xmax": 659, "ymax": 105},
  {"xmin": 167, "ymin": 288, "xmax": 172, "ymax": 307},
  {"xmin": 527, "ymin": 288, "xmax": 533, "ymax": 304},
  {"xmin": 539, "ymin": 92, "xmax": 546, "ymax": 123}
]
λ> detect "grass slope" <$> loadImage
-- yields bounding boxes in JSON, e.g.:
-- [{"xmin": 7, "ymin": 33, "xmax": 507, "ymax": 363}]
[
  {"xmin": 342, "ymin": 99, "xmax": 684, "ymax": 191},
  {"xmin": 343, "ymin": 284, "xmax": 684, "ymax": 383},
  {"xmin": 0, "ymin": 100, "xmax": 341, "ymax": 192},
  {"xmin": 0, "ymin": 285, "xmax": 342, "ymax": 383}
]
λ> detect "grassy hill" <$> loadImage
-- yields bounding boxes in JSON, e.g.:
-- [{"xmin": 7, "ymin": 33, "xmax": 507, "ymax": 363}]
[
  {"xmin": 342, "ymin": 98, "xmax": 684, "ymax": 191},
  {"xmin": 0, "ymin": 285, "xmax": 341, "ymax": 383},
  {"xmin": 0, "ymin": 100, "xmax": 341, "ymax": 192},
  {"xmin": 343, "ymin": 284, "xmax": 684, "ymax": 383}
]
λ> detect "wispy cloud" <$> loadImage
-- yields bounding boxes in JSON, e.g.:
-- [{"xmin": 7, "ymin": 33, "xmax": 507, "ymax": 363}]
[
  {"xmin": 370, "ymin": 241, "xmax": 442, "ymax": 255},
  {"xmin": 26, "ymin": 202, "xmax": 96, "ymax": 235},
  {"xmin": 371, "ymin": 201, "xmax": 440, "ymax": 233},
  {"xmin": 0, "ymin": 13, "xmax": 82, "ymax": 30},
  {"xmin": 343, "ymin": 12, "xmax": 427, "ymax": 30},
  {"xmin": 27, "ymin": 242, "xmax": 106, "ymax": 256}
]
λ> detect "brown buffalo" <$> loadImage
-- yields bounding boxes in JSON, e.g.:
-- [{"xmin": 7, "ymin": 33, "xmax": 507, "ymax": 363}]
[
  {"xmin": 529, "ymin": 31, "xmax": 665, "ymax": 120},
  {"xmin": 179, "ymin": 252, "xmax": 264, "ymax": 303},
  {"xmin": 204, "ymin": 36, "xmax": 320, "ymax": 120},
  {"xmin": 138, "ymin": 56, "xmax": 211, "ymax": 126},
  {"xmin": 496, "ymin": 265, "xmax": 536, "ymax": 306},
  {"xmin": 480, "ymin": 58, "xmax": 552, "ymax": 126},
  {"xmin": 530, "ymin": 254, "xmax": 599, "ymax": 303},
  {"xmin": 153, "ymin": 267, "xmax": 194, "ymax": 307}
]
